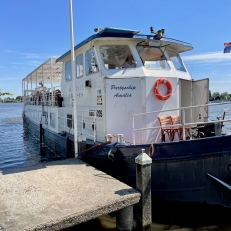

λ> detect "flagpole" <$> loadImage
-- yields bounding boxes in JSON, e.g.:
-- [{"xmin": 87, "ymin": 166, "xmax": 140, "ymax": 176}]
[{"xmin": 69, "ymin": 0, "xmax": 78, "ymax": 157}]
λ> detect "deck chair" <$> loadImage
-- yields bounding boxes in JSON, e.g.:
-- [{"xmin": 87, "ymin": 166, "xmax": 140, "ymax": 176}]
[
  {"xmin": 171, "ymin": 115, "xmax": 191, "ymax": 140},
  {"xmin": 158, "ymin": 116, "xmax": 175, "ymax": 142}
]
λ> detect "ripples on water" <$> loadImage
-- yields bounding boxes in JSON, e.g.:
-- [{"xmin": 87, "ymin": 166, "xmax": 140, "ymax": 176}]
[
  {"xmin": 1, "ymin": 103, "xmax": 231, "ymax": 231},
  {"xmin": 0, "ymin": 103, "xmax": 57, "ymax": 169}
]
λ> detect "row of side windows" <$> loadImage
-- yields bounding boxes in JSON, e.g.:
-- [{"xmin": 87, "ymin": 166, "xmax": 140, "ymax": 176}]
[{"xmin": 65, "ymin": 48, "xmax": 99, "ymax": 82}]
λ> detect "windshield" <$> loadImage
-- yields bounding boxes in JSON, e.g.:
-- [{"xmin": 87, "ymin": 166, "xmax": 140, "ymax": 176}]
[
  {"xmin": 166, "ymin": 49, "xmax": 186, "ymax": 72},
  {"xmin": 136, "ymin": 45, "xmax": 170, "ymax": 70},
  {"xmin": 100, "ymin": 45, "xmax": 136, "ymax": 69}
]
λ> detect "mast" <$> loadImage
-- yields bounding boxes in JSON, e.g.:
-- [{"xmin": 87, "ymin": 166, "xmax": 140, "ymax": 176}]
[{"xmin": 69, "ymin": 0, "xmax": 78, "ymax": 156}]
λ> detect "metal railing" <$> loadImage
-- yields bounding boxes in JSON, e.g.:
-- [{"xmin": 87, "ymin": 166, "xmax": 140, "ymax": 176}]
[
  {"xmin": 132, "ymin": 101, "xmax": 231, "ymax": 144},
  {"xmin": 24, "ymin": 85, "xmax": 61, "ymax": 106},
  {"xmin": 57, "ymin": 108, "xmax": 96, "ymax": 142}
]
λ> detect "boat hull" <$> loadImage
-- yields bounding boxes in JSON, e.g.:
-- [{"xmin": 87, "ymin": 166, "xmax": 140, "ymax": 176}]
[
  {"xmin": 24, "ymin": 116, "xmax": 231, "ymax": 207},
  {"xmin": 116, "ymin": 142, "xmax": 231, "ymax": 207}
]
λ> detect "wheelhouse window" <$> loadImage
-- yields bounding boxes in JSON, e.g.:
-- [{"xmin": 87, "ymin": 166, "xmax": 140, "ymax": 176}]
[
  {"xmin": 166, "ymin": 49, "xmax": 186, "ymax": 72},
  {"xmin": 76, "ymin": 54, "xmax": 84, "ymax": 78},
  {"xmin": 100, "ymin": 45, "xmax": 136, "ymax": 69},
  {"xmin": 65, "ymin": 60, "xmax": 72, "ymax": 81},
  {"xmin": 136, "ymin": 45, "xmax": 170, "ymax": 70},
  {"xmin": 85, "ymin": 48, "xmax": 99, "ymax": 75}
]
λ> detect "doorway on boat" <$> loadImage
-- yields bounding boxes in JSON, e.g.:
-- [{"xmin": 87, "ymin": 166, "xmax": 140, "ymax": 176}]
[{"xmin": 180, "ymin": 78, "xmax": 209, "ymax": 125}]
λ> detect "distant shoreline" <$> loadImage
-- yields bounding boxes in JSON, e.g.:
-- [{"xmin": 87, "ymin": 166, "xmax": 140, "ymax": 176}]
[{"xmin": 209, "ymin": 101, "xmax": 230, "ymax": 103}]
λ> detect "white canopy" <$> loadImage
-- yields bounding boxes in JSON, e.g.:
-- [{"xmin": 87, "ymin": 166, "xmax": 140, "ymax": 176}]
[{"xmin": 23, "ymin": 57, "xmax": 63, "ymax": 84}]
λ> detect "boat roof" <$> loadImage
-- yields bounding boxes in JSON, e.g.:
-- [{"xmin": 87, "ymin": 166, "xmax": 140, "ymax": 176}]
[
  {"xmin": 23, "ymin": 57, "xmax": 63, "ymax": 83},
  {"xmin": 56, "ymin": 27, "xmax": 193, "ymax": 62}
]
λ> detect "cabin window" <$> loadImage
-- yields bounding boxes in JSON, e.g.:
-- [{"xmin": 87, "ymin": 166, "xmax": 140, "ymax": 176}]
[
  {"xmin": 43, "ymin": 112, "xmax": 48, "ymax": 124},
  {"xmin": 67, "ymin": 114, "xmax": 73, "ymax": 128},
  {"xmin": 65, "ymin": 60, "xmax": 72, "ymax": 82},
  {"xmin": 166, "ymin": 50, "xmax": 186, "ymax": 72},
  {"xmin": 136, "ymin": 45, "xmax": 170, "ymax": 70},
  {"xmin": 99, "ymin": 45, "xmax": 136, "ymax": 69},
  {"xmin": 85, "ymin": 48, "xmax": 99, "ymax": 75},
  {"xmin": 76, "ymin": 54, "xmax": 84, "ymax": 78},
  {"xmin": 50, "ymin": 113, "xmax": 55, "ymax": 128},
  {"xmin": 38, "ymin": 111, "xmax": 42, "ymax": 121}
]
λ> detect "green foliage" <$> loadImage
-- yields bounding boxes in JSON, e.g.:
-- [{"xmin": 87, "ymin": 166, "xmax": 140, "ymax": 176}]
[
  {"xmin": 210, "ymin": 91, "xmax": 231, "ymax": 101},
  {"xmin": 16, "ymin": 96, "xmax": 22, "ymax": 101},
  {"xmin": 211, "ymin": 92, "xmax": 220, "ymax": 98},
  {"xmin": 0, "ymin": 95, "xmax": 22, "ymax": 103},
  {"xmin": 0, "ymin": 89, "xmax": 13, "ymax": 96},
  {"xmin": 220, "ymin": 92, "xmax": 230, "ymax": 101}
]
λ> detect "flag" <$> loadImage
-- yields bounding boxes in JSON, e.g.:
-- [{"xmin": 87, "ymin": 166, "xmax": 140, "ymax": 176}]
[{"xmin": 224, "ymin": 41, "xmax": 231, "ymax": 53}]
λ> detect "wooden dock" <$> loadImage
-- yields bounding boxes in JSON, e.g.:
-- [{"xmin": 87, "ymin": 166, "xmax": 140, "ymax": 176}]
[{"xmin": 0, "ymin": 158, "xmax": 140, "ymax": 231}]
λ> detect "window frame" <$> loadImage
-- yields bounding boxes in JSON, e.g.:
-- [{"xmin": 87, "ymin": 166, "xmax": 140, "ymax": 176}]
[
  {"xmin": 65, "ymin": 60, "xmax": 72, "ymax": 82},
  {"xmin": 76, "ymin": 53, "xmax": 84, "ymax": 78},
  {"xmin": 136, "ymin": 45, "xmax": 170, "ymax": 70},
  {"xmin": 166, "ymin": 49, "xmax": 187, "ymax": 72},
  {"xmin": 99, "ymin": 45, "xmax": 136, "ymax": 70},
  {"xmin": 85, "ymin": 48, "xmax": 99, "ymax": 76}
]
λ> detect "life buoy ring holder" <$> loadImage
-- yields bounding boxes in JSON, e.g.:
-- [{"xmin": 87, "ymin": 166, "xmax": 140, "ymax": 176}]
[{"xmin": 153, "ymin": 78, "xmax": 172, "ymax": 101}]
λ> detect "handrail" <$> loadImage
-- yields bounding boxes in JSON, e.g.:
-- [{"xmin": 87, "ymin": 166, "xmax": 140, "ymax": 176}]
[
  {"xmin": 132, "ymin": 101, "xmax": 231, "ymax": 117},
  {"xmin": 57, "ymin": 108, "xmax": 96, "ymax": 142},
  {"xmin": 132, "ymin": 101, "xmax": 231, "ymax": 144}
]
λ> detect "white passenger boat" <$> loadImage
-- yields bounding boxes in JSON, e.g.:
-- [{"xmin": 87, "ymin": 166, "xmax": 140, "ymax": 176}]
[{"xmin": 22, "ymin": 27, "xmax": 231, "ymax": 207}]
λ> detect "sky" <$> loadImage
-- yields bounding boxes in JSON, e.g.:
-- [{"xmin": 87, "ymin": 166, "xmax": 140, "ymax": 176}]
[{"xmin": 0, "ymin": 0, "xmax": 231, "ymax": 98}]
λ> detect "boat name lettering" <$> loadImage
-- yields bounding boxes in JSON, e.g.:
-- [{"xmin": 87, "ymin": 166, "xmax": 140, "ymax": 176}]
[
  {"xmin": 113, "ymin": 93, "xmax": 132, "ymax": 97},
  {"xmin": 111, "ymin": 85, "xmax": 136, "ymax": 91}
]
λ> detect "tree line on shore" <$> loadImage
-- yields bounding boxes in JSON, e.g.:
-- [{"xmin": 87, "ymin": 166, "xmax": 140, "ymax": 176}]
[
  {"xmin": 0, "ymin": 96, "xmax": 22, "ymax": 103},
  {"xmin": 209, "ymin": 90, "xmax": 231, "ymax": 101},
  {"xmin": 0, "ymin": 89, "xmax": 22, "ymax": 103}
]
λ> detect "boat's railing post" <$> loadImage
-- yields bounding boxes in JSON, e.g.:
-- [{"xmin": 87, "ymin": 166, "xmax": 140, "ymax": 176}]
[
  {"xmin": 182, "ymin": 108, "xmax": 186, "ymax": 140},
  {"xmin": 132, "ymin": 116, "xmax": 136, "ymax": 145},
  {"xmin": 81, "ymin": 111, "xmax": 84, "ymax": 135},
  {"xmin": 94, "ymin": 114, "xmax": 96, "ymax": 143},
  {"xmin": 64, "ymin": 109, "xmax": 67, "ymax": 133}
]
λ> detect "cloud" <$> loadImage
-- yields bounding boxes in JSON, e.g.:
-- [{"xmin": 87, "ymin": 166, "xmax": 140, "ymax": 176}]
[
  {"xmin": 182, "ymin": 51, "xmax": 231, "ymax": 64},
  {"xmin": 0, "ymin": 77, "xmax": 19, "ymax": 81},
  {"xmin": 19, "ymin": 53, "xmax": 44, "ymax": 59},
  {"xmin": 210, "ymin": 80, "xmax": 231, "ymax": 83},
  {"xmin": 3, "ymin": 49, "xmax": 13, "ymax": 53},
  {"xmin": 11, "ymin": 62, "xmax": 27, "ymax": 65}
]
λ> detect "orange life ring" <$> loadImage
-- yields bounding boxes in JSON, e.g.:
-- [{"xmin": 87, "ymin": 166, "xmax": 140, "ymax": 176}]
[{"xmin": 153, "ymin": 78, "xmax": 172, "ymax": 101}]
